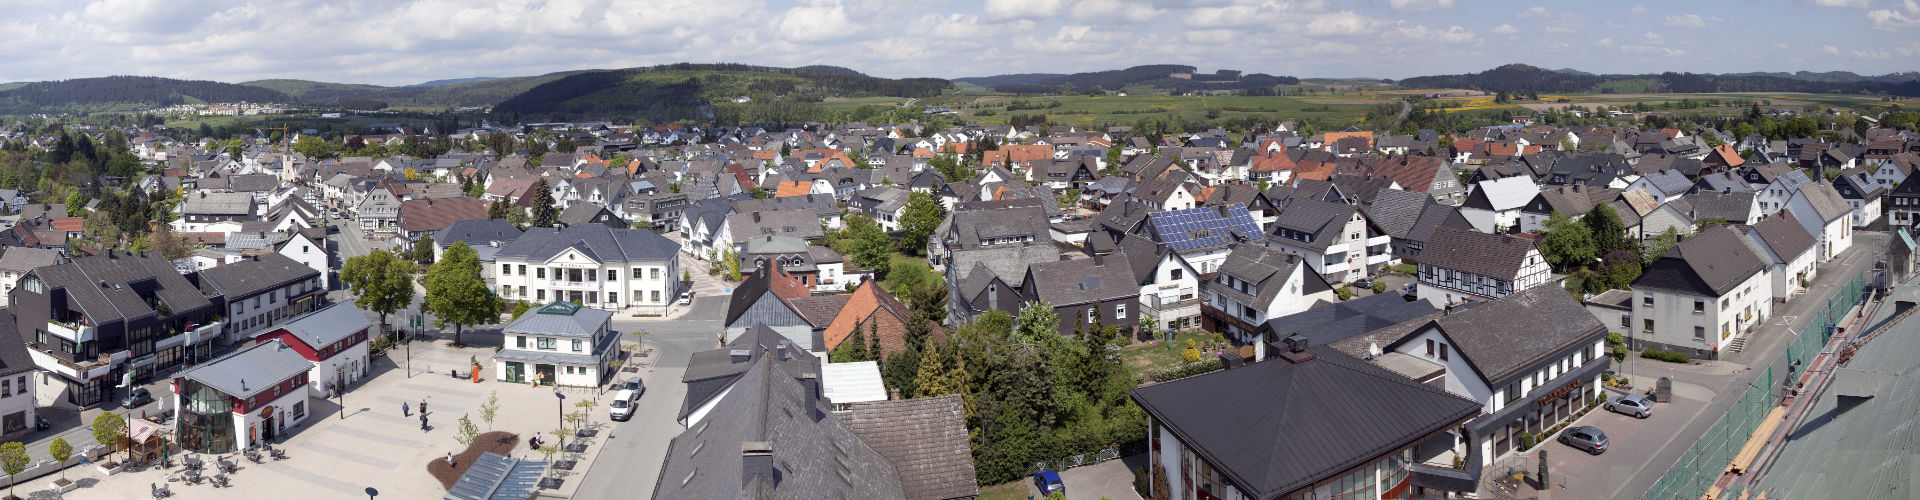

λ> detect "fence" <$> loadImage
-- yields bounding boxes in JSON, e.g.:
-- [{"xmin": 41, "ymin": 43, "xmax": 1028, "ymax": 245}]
[{"xmin": 1644, "ymin": 271, "xmax": 1867, "ymax": 500}]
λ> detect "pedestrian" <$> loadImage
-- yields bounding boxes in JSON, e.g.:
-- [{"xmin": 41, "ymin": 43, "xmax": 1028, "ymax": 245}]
[
  {"xmin": 420, "ymin": 399, "xmax": 427, "ymax": 416},
  {"xmin": 445, "ymin": 452, "xmax": 454, "ymax": 467},
  {"xmin": 402, "ymin": 401, "xmax": 410, "ymax": 417},
  {"xmin": 420, "ymin": 413, "xmax": 429, "ymax": 431}
]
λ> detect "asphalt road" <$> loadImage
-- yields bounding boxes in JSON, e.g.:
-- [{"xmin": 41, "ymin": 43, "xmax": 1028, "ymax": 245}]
[
  {"xmin": 1602, "ymin": 231, "xmax": 1889, "ymax": 499},
  {"xmin": 571, "ymin": 296, "xmax": 726, "ymax": 499}
]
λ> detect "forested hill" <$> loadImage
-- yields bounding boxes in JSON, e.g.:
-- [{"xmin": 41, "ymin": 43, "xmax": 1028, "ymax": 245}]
[
  {"xmin": 958, "ymin": 65, "xmax": 1300, "ymax": 94},
  {"xmin": 0, "ymin": 76, "xmax": 292, "ymax": 113},
  {"xmin": 242, "ymin": 72, "xmax": 589, "ymax": 109},
  {"xmin": 491, "ymin": 63, "xmax": 949, "ymax": 124},
  {"xmin": 1399, "ymin": 64, "xmax": 1920, "ymax": 96}
]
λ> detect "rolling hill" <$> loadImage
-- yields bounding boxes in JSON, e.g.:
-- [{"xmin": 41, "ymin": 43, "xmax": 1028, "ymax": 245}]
[
  {"xmin": 1398, "ymin": 64, "xmax": 1920, "ymax": 96},
  {"xmin": 0, "ymin": 76, "xmax": 292, "ymax": 114},
  {"xmin": 956, "ymin": 65, "xmax": 1300, "ymax": 94},
  {"xmin": 241, "ymin": 71, "xmax": 590, "ymax": 108},
  {"xmin": 491, "ymin": 63, "xmax": 948, "ymax": 124}
]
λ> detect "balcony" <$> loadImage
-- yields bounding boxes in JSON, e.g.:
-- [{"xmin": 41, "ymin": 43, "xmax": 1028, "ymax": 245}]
[{"xmin": 46, "ymin": 320, "xmax": 96, "ymax": 344}]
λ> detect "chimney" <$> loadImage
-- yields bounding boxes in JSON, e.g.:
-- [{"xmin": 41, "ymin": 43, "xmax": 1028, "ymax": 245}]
[
  {"xmin": 741, "ymin": 442, "xmax": 775, "ymax": 488},
  {"xmin": 1278, "ymin": 335, "xmax": 1316, "ymax": 363}
]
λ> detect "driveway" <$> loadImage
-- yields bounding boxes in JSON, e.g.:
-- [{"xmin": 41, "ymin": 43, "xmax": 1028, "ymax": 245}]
[{"xmin": 1023, "ymin": 455, "xmax": 1145, "ymax": 500}]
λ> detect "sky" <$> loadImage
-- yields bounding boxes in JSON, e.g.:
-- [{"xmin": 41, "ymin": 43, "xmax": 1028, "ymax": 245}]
[{"xmin": 2, "ymin": 0, "xmax": 1917, "ymax": 86}]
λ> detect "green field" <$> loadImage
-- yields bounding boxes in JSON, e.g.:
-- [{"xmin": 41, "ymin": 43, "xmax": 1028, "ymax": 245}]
[{"xmin": 835, "ymin": 92, "xmax": 1381, "ymax": 128}]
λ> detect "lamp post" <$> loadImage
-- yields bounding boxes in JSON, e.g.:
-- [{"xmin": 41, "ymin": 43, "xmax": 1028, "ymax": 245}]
[
  {"xmin": 554, "ymin": 392, "xmax": 566, "ymax": 430},
  {"xmin": 364, "ymin": 486, "xmax": 378, "ymax": 500}
]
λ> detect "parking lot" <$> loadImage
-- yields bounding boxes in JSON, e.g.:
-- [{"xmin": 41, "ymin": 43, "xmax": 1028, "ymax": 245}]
[{"xmin": 1487, "ymin": 386, "xmax": 1717, "ymax": 496}]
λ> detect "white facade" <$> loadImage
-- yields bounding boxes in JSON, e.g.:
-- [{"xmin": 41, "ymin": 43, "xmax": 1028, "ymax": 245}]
[
  {"xmin": 494, "ymin": 246, "xmax": 680, "ymax": 310},
  {"xmin": 306, "ymin": 342, "xmax": 369, "ymax": 398},
  {"xmin": 1630, "ymin": 270, "xmax": 1773, "ymax": 359},
  {"xmin": 1139, "ymin": 252, "xmax": 1202, "ymax": 331},
  {"xmin": 277, "ymin": 232, "xmax": 330, "ymax": 290},
  {"xmin": 1265, "ymin": 212, "xmax": 1392, "ymax": 284},
  {"xmin": 1414, "ymin": 248, "xmax": 1551, "ymax": 307},
  {"xmin": 1203, "ymin": 264, "xmax": 1309, "ymax": 343},
  {"xmin": 0, "ymin": 372, "xmax": 34, "ymax": 439},
  {"xmin": 222, "ymin": 274, "xmax": 326, "ymax": 343}
]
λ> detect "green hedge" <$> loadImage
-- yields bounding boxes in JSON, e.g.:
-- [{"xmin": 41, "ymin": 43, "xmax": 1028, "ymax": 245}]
[
  {"xmin": 1641, "ymin": 349, "xmax": 1691, "ymax": 363},
  {"xmin": 1147, "ymin": 358, "xmax": 1223, "ymax": 382}
]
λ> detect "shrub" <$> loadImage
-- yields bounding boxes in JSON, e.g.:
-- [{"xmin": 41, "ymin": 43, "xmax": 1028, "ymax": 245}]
[
  {"xmin": 1517, "ymin": 432, "xmax": 1537, "ymax": 450},
  {"xmin": 1179, "ymin": 339, "xmax": 1202, "ymax": 363},
  {"xmin": 1641, "ymin": 349, "xmax": 1690, "ymax": 363},
  {"xmin": 1133, "ymin": 466, "xmax": 1152, "ymax": 498},
  {"xmin": 1370, "ymin": 280, "xmax": 1387, "ymax": 294},
  {"xmin": 1336, "ymin": 285, "xmax": 1353, "ymax": 301},
  {"xmin": 1148, "ymin": 358, "xmax": 1223, "ymax": 382}
]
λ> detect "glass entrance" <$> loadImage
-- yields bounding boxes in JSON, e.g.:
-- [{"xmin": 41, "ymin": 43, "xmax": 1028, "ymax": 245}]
[
  {"xmin": 535, "ymin": 364, "xmax": 555, "ymax": 386},
  {"xmin": 505, "ymin": 362, "xmax": 525, "ymax": 383}
]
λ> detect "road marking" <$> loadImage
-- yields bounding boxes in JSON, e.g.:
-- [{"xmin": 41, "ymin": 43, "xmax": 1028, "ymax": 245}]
[{"xmin": 1780, "ymin": 315, "xmax": 1798, "ymax": 326}]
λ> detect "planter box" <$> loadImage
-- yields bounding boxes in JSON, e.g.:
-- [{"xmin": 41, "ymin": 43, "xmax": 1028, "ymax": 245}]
[
  {"xmin": 48, "ymin": 479, "xmax": 75, "ymax": 493},
  {"xmin": 96, "ymin": 463, "xmax": 120, "ymax": 475}
]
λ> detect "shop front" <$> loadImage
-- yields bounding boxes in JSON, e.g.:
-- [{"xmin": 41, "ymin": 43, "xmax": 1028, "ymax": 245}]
[{"xmin": 1471, "ymin": 359, "xmax": 1607, "ymax": 463}]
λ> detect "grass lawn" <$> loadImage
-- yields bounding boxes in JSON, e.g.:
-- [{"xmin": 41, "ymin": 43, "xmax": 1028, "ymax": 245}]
[
  {"xmin": 879, "ymin": 253, "xmax": 938, "ymax": 293},
  {"xmin": 978, "ymin": 480, "xmax": 1029, "ymax": 500},
  {"xmin": 945, "ymin": 93, "xmax": 1376, "ymax": 127},
  {"xmin": 1120, "ymin": 330, "xmax": 1229, "ymax": 380}
]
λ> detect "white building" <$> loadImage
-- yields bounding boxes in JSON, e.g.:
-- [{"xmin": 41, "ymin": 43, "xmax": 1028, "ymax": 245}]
[
  {"xmin": 492, "ymin": 224, "xmax": 682, "ymax": 311},
  {"xmin": 1200, "ymin": 244, "xmax": 1329, "ymax": 347},
  {"xmin": 1628, "ymin": 226, "xmax": 1773, "ymax": 360},
  {"xmin": 1741, "ymin": 212, "xmax": 1819, "ymax": 301},
  {"xmin": 1783, "ymin": 183, "xmax": 1855, "ymax": 263},
  {"xmin": 0, "ymin": 248, "xmax": 65, "ymax": 308},
  {"xmin": 0, "ymin": 332, "xmax": 35, "ymax": 441},
  {"xmin": 492, "ymin": 301, "xmax": 618, "ymax": 388},
  {"xmin": 1414, "ymin": 227, "xmax": 1552, "ymax": 307},
  {"xmin": 197, "ymin": 254, "xmax": 327, "ymax": 343},
  {"xmin": 1264, "ymin": 199, "xmax": 1393, "ymax": 284},
  {"xmin": 174, "ymin": 339, "xmax": 314, "ymax": 454},
  {"xmin": 256, "ymin": 303, "xmax": 373, "ymax": 398},
  {"xmin": 1458, "ymin": 175, "xmax": 1538, "ymax": 234}
]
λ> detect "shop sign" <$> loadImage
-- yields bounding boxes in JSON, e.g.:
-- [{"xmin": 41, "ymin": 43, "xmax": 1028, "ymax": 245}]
[{"xmin": 1536, "ymin": 378, "xmax": 1584, "ymax": 408}]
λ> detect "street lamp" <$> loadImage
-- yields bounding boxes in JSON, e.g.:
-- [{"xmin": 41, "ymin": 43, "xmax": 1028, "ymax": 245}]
[
  {"xmin": 554, "ymin": 392, "xmax": 566, "ymax": 430},
  {"xmin": 364, "ymin": 486, "xmax": 378, "ymax": 500}
]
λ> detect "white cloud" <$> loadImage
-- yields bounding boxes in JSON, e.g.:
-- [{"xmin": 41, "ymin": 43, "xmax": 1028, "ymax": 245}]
[
  {"xmin": 1824, "ymin": 44, "xmax": 1841, "ymax": 54},
  {"xmin": 1853, "ymin": 49, "xmax": 1892, "ymax": 58},
  {"xmin": 1620, "ymin": 45, "xmax": 1687, "ymax": 57},
  {"xmin": 1388, "ymin": 0, "xmax": 1454, "ymax": 12},
  {"xmin": 775, "ymin": 1, "xmax": 856, "ymax": 42},
  {"xmin": 1869, "ymin": 0, "xmax": 1920, "ymax": 29},
  {"xmin": 984, "ymin": 0, "xmax": 1066, "ymax": 20},
  {"xmin": 1662, "ymin": 14, "xmax": 1721, "ymax": 28},
  {"xmin": 1303, "ymin": 11, "xmax": 1382, "ymax": 36},
  {"xmin": 1808, "ymin": 0, "xmax": 1868, "ymax": 7},
  {"xmin": 1071, "ymin": 0, "xmax": 1164, "ymax": 23},
  {"xmin": 1599, "ymin": 38, "xmax": 1614, "ymax": 46},
  {"xmin": 1492, "ymin": 23, "xmax": 1517, "ymax": 34},
  {"xmin": 1630, "ymin": 5, "xmax": 1648, "ymax": 14},
  {"xmin": 1900, "ymin": 42, "xmax": 1920, "ymax": 56}
]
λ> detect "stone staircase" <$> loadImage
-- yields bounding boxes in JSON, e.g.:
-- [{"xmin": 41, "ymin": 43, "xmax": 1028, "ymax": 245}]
[{"xmin": 1728, "ymin": 335, "xmax": 1748, "ymax": 353}]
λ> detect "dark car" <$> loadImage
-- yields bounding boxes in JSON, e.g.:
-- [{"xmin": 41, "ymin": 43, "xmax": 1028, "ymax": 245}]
[
  {"xmin": 1033, "ymin": 470, "xmax": 1065, "ymax": 496},
  {"xmin": 1559, "ymin": 425, "xmax": 1609, "ymax": 455},
  {"xmin": 122, "ymin": 387, "xmax": 153, "ymax": 409}
]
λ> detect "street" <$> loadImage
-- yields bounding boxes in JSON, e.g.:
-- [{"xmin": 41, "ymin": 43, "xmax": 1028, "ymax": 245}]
[{"xmin": 570, "ymin": 296, "xmax": 726, "ymax": 499}]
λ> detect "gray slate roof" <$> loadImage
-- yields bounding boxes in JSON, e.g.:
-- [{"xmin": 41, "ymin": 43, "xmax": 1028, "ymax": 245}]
[
  {"xmin": 0, "ymin": 309, "xmax": 36, "ymax": 377},
  {"xmin": 0, "ymin": 246, "xmax": 63, "ymax": 272},
  {"xmin": 838, "ymin": 395, "xmax": 980, "ymax": 500},
  {"xmin": 197, "ymin": 253, "xmax": 318, "ymax": 300},
  {"xmin": 1025, "ymin": 255, "xmax": 1138, "ymax": 307},
  {"xmin": 1209, "ymin": 244, "xmax": 1307, "ymax": 309},
  {"xmin": 1403, "ymin": 285, "xmax": 1607, "ymax": 383},
  {"xmin": 34, "ymin": 252, "xmax": 211, "ymax": 324},
  {"xmin": 1634, "ymin": 225, "xmax": 1770, "ymax": 297},
  {"xmin": 501, "ymin": 301, "xmax": 612, "ymax": 338},
  {"xmin": 654, "ymin": 356, "xmax": 904, "ymax": 499},
  {"xmin": 270, "ymin": 302, "xmax": 372, "ymax": 349},
  {"xmin": 1258, "ymin": 291, "xmax": 1438, "ymax": 349},
  {"xmin": 181, "ymin": 192, "xmax": 254, "ymax": 216},
  {"xmin": 180, "ymin": 339, "xmax": 313, "ymax": 399},
  {"xmin": 1746, "ymin": 211, "xmax": 1817, "ymax": 264},
  {"xmin": 1130, "ymin": 345, "xmax": 1480, "ymax": 499},
  {"xmin": 496, "ymin": 224, "xmax": 679, "ymax": 264}
]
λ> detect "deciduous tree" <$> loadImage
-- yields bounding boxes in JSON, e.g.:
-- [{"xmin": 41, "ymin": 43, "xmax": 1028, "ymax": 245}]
[
  {"xmin": 424, "ymin": 242, "xmax": 503, "ymax": 346},
  {"xmin": 340, "ymin": 249, "xmax": 416, "ymax": 335},
  {"xmin": 1538, "ymin": 212, "xmax": 1597, "ymax": 271},
  {"xmin": 1583, "ymin": 203, "xmax": 1632, "ymax": 258},
  {"xmin": 898, "ymin": 192, "xmax": 945, "ymax": 256}
]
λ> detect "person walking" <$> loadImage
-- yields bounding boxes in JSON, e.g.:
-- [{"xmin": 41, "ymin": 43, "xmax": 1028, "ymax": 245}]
[
  {"xmin": 420, "ymin": 413, "xmax": 429, "ymax": 431},
  {"xmin": 445, "ymin": 452, "xmax": 454, "ymax": 467},
  {"xmin": 402, "ymin": 401, "xmax": 411, "ymax": 417},
  {"xmin": 420, "ymin": 399, "xmax": 428, "ymax": 416}
]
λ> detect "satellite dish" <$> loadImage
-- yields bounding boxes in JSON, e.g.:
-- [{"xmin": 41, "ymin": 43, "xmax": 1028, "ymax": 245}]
[{"xmin": 1368, "ymin": 342, "xmax": 1381, "ymax": 359}]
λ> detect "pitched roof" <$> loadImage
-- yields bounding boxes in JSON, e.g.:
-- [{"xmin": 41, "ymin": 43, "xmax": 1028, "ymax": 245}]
[
  {"xmin": 821, "ymin": 283, "xmax": 917, "ymax": 354},
  {"xmin": 838, "ymin": 395, "xmax": 980, "ymax": 500},
  {"xmin": 1026, "ymin": 255, "xmax": 1138, "ymax": 307},
  {"xmin": 501, "ymin": 301, "xmax": 613, "ymax": 338},
  {"xmin": 0, "ymin": 309, "xmax": 35, "ymax": 377},
  {"xmin": 1130, "ymin": 345, "xmax": 1480, "ymax": 499},
  {"xmin": 1419, "ymin": 226, "xmax": 1539, "ymax": 279},
  {"xmin": 495, "ymin": 224, "xmax": 679, "ymax": 263},
  {"xmin": 1258, "ymin": 291, "xmax": 1437, "ymax": 348},
  {"xmin": 1633, "ymin": 225, "xmax": 1770, "ymax": 297},
  {"xmin": 197, "ymin": 253, "xmax": 321, "ymax": 299},
  {"xmin": 398, "ymin": 197, "xmax": 489, "ymax": 233},
  {"xmin": 1209, "ymin": 244, "xmax": 1307, "ymax": 309},
  {"xmin": 1745, "ymin": 211, "xmax": 1816, "ymax": 264},
  {"xmin": 1795, "ymin": 183, "xmax": 1853, "ymax": 223},
  {"xmin": 1391, "ymin": 284, "xmax": 1607, "ymax": 383},
  {"xmin": 655, "ymin": 356, "xmax": 905, "ymax": 499},
  {"xmin": 179, "ymin": 339, "xmax": 314, "ymax": 398},
  {"xmin": 268, "ymin": 302, "xmax": 372, "ymax": 351},
  {"xmin": 1145, "ymin": 204, "xmax": 1265, "ymax": 253}
]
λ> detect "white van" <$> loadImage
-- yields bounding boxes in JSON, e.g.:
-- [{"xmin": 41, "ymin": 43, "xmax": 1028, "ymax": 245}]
[{"xmin": 608, "ymin": 389, "xmax": 640, "ymax": 421}]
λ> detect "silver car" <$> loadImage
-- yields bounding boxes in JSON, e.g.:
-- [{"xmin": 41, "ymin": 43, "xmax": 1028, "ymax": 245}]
[
  {"xmin": 1606, "ymin": 394, "xmax": 1654, "ymax": 419},
  {"xmin": 1559, "ymin": 425, "xmax": 1609, "ymax": 455}
]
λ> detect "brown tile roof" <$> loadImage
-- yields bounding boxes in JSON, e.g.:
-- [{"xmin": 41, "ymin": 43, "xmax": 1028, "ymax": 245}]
[
  {"xmin": 774, "ymin": 180, "xmax": 813, "ymax": 198},
  {"xmin": 838, "ymin": 395, "xmax": 980, "ymax": 500},
  {"xmin": 982, "ymin": 145, "xmax": 1053, "ymax": 168},
  {"xmin": 49, "ymin": 217, "xmax": 83, "ymax": 232},
  {"xmin": 787, "ymin": 294, "xmax": 851, "ymax": 328},
  {"xmin": 398, "ymin": 197, "xmax": 489, "ymax": 233},
  {"xmin": 821, "ymin": 282, "xmax": 940, "ymax": 358}
]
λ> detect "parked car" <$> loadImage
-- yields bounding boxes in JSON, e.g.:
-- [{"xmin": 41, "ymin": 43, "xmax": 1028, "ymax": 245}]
[
  {"xmin": 608, "ymin": 389, "xmax": 640, "ymax": 422},
  {"xmin": 122, "ymin": 388, "xmax": 153, "ymax": 409},
  {"xmin": 678, "ymin": 291, "xmax": 693, "ymax": 305},
  {"xmin": 34, "ymin": 415, "xmax": 48, "ymax": 431},
  {"xmin": 1402, "ymin": 282, "xmax": 1419, "ymax": 301},
  {"xmin": 622, "ymin": 377, "xmax": 645, "ymax": 396},
  {"xmin": 1606, "ymin": 394, "xmax": 1654, "ymax": 419},
  {"xmin": 1032, "ymin": 470, "xmax": 1065, "ymax": 496},
  {"xmin": 1559, "ymin": 425, "xmax": 1609, "ymax": 455},
  {"xmin": 1355, "ymin": 276, "xmax": 1375, "ymax": 289}
]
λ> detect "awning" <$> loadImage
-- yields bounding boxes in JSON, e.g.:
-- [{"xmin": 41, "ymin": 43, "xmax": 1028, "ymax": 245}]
[
  {"xmin": 1467, "ymin": 358, "xmax": 1611, "ymax": 435},
  {"xmin": 1409, "ymin": 463, "xmax": 1478, "ymax": 492}
]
